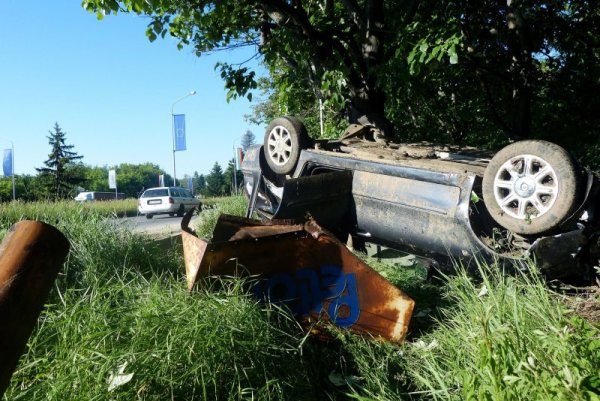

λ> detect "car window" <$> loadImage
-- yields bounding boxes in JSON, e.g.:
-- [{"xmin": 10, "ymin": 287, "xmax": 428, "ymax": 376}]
[
  {"xmin": 173, "ymin": 188, "xmax": 183, "ymax": 197},
  {"xmin": 142, "ymin": 189, "xmax": 169, "ymax": 198},
  {"xmin": 183, "ymin": 189, "xmax": 192, "ymax": 197}
]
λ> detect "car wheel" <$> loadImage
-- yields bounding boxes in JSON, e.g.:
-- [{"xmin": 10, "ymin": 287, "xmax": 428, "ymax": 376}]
[
  {"xmin": 482, "ymin": 140, "xmax": 582, "ymax": 235},
  {"xmin": 145, "ymin": 214, "xmax": 153, "ymax": 219},
  {"xmin": 263, "ymin": 116, "xmax": 311, "ymax": 175},
  {"xmin": 177, "ymin": 205, "xmax": 185, "ymax": 217}
]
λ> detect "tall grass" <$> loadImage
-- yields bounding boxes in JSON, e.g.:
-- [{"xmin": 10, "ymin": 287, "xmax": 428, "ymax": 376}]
[
  {"xmin": 0, "ymin": 199, "xmax": 137, "ymax": 227},
  {"xmin": 195, "ymin": 195, "xmax": 248, "ymax": 239},
  {"xmin": 2, "ymin": 198, "xmax": 599, "ymax": 400},
  {"xmin": 1, "ymin": 201, "xmax": 320, "ymax": 400},
  {"xmin": 403, "ymin": 262, "xmax": 600, "ymax": 400}
]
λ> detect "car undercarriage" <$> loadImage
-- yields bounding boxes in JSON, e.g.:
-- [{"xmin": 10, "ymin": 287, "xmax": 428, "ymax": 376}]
[{"xmin": 242, "ymin": 117, "xmax": 600, "ymax": 278}]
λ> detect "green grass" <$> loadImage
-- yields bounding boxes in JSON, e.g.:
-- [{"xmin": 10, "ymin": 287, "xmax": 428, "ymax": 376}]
[
  {"xmin": 0, "ymin": 199, "xmax": 137, "ymax": 226},
  {"xmin": 403, "ymin": 262, "xmax": 600, "ymax": 400},
  {"xmin": 2, "ymin": 197, "xmax": 599, "ymax": 400},
  {"xmin": 2, "ymin": 204, "xmax": 315, "ymax": 400},
  {"xmin": 194, "ymin": 195, "xmax": 249, "ymax": 239}
]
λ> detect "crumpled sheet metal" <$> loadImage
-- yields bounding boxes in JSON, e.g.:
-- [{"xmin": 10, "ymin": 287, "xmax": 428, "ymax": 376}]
[{"xmin": 181, "ymin": 210, "xmax": 414, "ymax": 343}]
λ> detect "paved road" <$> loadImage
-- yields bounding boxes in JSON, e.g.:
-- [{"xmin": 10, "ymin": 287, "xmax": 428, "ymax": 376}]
[{"xmin": 119, "ymin": 214, "xmax": 199, "ymax": 236}]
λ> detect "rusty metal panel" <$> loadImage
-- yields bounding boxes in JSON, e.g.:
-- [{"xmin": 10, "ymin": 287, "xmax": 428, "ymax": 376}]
[
  {"xmin": 182, "ymin": 211, "xmax": 414, "ymax": 343},
  {"xmin": 0, "ymin": 221, "xmax": 70, "ymax": 397}
]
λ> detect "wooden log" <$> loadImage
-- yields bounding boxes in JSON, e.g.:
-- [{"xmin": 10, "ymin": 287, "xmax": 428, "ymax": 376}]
[{"xmin": 0, "ymin": 221, "xmax": 69, "ymax": 397}]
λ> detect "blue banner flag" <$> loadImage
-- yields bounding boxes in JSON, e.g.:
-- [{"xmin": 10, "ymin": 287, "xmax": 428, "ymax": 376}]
[
  {"xmin": 187, "ymin": 177, "xmax": 193, "ymax": 191},
  {"xmin": 173, "ymin": 114, "xmax": 186, "ymax": 151},
  {"xmin": 3, "ymin": 149, "xmax": 13, "ymax": 177}
]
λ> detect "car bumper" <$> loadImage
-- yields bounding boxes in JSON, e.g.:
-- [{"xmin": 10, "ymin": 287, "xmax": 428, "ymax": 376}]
[{"xmin": 138, "ymin": 204, "xmax": 179, "ymax": 215}]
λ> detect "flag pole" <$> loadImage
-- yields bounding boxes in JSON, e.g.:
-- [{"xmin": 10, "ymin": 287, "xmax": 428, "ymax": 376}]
[
  {"xmin": 11, "ymin": 142, "xmax": 15, "ymax": 201},
  {"xmin": 232, "ymin": 143, "xmax": 237, "ymax": 195},
  {"xmin": 171, "ymin": 90, "xmax": 196, "ymax": 187}
]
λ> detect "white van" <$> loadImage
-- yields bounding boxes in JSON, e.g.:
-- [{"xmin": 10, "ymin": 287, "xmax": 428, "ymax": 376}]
[{"xmin": 74, "ymin": 191, "xmax": 124, "ymax": 202}]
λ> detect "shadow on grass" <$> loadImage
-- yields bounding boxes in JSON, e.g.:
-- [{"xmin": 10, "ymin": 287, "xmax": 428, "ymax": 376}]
[{"xmin": 355, "ymin": 249, "xmax": 455, "ymax": 340}]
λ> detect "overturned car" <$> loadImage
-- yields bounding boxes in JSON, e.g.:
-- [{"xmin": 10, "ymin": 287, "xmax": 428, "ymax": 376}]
[{"xmin": 242, "ymin": 117, "xmax": 600, "ymax": 277}]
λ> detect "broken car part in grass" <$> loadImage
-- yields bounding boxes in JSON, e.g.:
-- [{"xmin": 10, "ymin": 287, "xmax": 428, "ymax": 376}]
[
  {"xmin": 181, "ymin": 210, "xmax": 415, "ymax": 343},
  {"xmin": 0, "ymin": 221, "xmax": 70, "ymax": 397}
]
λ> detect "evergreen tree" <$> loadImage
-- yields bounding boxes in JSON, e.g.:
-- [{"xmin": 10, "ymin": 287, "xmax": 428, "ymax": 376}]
[
  {"xmin": 204, "ymin": 162, "xmax": 225, "ymax": 196},
  {"xmin": 197, "ymin": 174, "xmax": 206, "ymax": 193},
  {"xmin": 36, "ymin": 123, "xmax": 85, "ymax": 199},
  {"xmin": 193, "ymin": 171, "xmax": 206, "ymax": 195},
  {"xmin": 240, "ymin": 130, "xmax": 255, "ymax": 152}
]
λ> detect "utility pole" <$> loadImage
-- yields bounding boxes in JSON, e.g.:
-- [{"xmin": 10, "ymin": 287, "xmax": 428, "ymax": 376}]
[{"xmin": 232, "ymin": 144, "xmax": 237, "ymax": 195}]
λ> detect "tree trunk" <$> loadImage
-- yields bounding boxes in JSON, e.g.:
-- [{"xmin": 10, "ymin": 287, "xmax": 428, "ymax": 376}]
[
  {"xmin": 507, "ymin": 0, "xmax": 532, "ymax": 138},
  {"xmin": 346, "ymin": 86, "xmax": 393, "ymax": 138},
  {"xmin": 346, "ymin": 0, "xmax": 393, "ymax": 138}
]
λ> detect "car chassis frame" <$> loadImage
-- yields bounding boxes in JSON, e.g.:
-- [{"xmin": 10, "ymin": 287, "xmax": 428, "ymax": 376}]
[{"xmin": 242, "ymin": 140, "xmax": 600, "ymax": 277}]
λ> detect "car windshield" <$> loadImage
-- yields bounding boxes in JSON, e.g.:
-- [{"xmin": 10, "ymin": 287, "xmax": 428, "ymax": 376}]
[{"xmin": 142, "ymin": 189, "xmax": 169, "ymax": 198}]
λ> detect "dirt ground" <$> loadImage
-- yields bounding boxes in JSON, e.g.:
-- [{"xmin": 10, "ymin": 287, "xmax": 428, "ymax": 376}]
[{"xmin": 566, "ymin": 286, "xmax": 600, "ymax": 324}]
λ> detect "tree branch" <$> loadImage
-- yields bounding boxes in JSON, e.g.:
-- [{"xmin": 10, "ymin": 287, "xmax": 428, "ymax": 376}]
[
  {"xmin": 475, "ymin": 68, "xmax": 513, "ymax": 138},
  {"xmin": 341, "ymin": 0, "xmax": 365, "ymax": 30},
  {"xmin": 255, "ymin": 0, "xmax": 366, "ymax": 84}
]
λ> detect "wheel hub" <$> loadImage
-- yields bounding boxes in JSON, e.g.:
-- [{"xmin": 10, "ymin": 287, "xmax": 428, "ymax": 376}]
[
  {"xmin": 275, "ymin": 138, "xmax": 285, "ymax": 154},
  {"xmin": 267, "ymin": 126, "xmax": 292, "ymax": 166},
  {"xmin": 514, "ymin": 177, "xmax": 536, "ymax": 198},
  {"xmin": 492, "ymin": 154, "xmax": 559, "ymax": 220}
]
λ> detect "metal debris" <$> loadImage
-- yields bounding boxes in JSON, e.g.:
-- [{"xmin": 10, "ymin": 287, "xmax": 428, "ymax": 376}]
[
  {"xmin": 0, "ymin": 221, "xmax": 69, "ymax": 397},
  {"xmin": 181, "ymin": 210, "xmax": 414, "ymax": 343}
]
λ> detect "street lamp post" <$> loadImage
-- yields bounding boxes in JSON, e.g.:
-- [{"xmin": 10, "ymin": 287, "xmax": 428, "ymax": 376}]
[{"xmin": 171, "ymin": 90, "xmax": 196, "ymax": 186}]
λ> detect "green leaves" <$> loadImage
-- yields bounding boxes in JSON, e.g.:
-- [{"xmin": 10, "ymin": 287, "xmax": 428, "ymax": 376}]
[
  {"xmin": 216, "ymin": 62, "xmax": 258, "ymax": 102},
  {"xmin": 448, "ymin": 44, "xmax": 458, "ymax": 65},
  {"xmin": 81, "ymin": 0, "xmax": 600, "ymax": 169},
  {"xmin": 321, "ymin": 70, "xmax": 349, "ymax": 110},
  {"xmin": 407, "ymin": 33, "xmax": 463, "ymax": 75}
]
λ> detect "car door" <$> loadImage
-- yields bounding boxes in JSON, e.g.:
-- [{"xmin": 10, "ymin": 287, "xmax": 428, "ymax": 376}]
[
  {"xmin": 177, "ymin": 188, "xmax": 188, "ymax": 210},
  {"xmin": 174, "ymin": 188, "xmax": 189, "ymax": 211},
  {"xmin": 182, "ymin": 189, "xmax": 195, "ymax": 210}
]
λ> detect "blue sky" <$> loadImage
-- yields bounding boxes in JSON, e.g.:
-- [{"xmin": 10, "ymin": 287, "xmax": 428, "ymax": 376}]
[{"xmin": 0, "ymin": 1, "xmax": 265, "ymax": 179}]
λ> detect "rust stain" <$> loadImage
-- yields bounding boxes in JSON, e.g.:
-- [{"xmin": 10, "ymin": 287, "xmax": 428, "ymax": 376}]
[
  {"xmin": 181, "ymin": 210, "xmax": 414, "ymax": 343},
  {"xmin": 0, "ymin": 221, "xmax": 69, "ymax": 397}
]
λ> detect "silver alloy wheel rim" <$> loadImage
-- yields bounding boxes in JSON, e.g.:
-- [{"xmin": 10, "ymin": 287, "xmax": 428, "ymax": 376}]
[
  {"xmin": 493, "ymin": 154, "xmax": 559, "ymax": 220},
  {"xmin": 266, "ymin": 125, "xmax": 293, "ymax": 166}
]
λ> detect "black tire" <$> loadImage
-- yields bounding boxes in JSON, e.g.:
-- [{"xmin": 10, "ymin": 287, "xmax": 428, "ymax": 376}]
[
  {"xmin": 263, "ymin": 116, "xmax": 311, "ymax": 175},
  {"xmin": 176, "ymin": 206, "xmax": 185, "ymax": 217},
  {"xmin": 482, "ymin": 140, "xmax": 581, "ymax": 235},
  {"xmin": 145, "ymin": 214, "xmax": 153, "ymax": 219}
]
